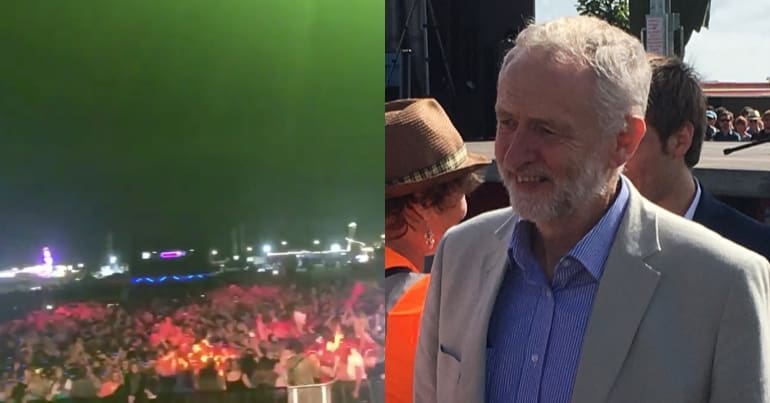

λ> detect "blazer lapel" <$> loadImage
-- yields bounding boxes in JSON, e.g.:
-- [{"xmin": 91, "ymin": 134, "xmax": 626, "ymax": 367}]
[
  {"xmin": 571, "ymin": 188, "xmax": 662, "ymax": 403},
  {"xmin": 464, "ymin": 211, "xmax": 517, "ymax": 402}
]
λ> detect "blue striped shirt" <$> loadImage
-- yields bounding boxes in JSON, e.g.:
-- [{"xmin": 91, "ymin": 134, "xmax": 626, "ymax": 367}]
[{"xmin": 485, "ymin": 177, "xmax": 630, "ymax": 403}]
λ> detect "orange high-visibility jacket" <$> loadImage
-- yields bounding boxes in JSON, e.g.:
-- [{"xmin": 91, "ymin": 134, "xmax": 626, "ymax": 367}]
[{"xmin": 385, "ymin": 247, "xmax": 430, "ymax": 403}]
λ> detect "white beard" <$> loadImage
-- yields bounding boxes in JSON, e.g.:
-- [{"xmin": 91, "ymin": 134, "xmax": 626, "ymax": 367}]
[{"xmin": 501, "ymin": 155, "xmax": 613, "ymax": 223}]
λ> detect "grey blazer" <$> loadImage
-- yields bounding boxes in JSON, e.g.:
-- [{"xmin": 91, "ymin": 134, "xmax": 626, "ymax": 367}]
[{"xmin": 413, "ymin": 185, "xmax": 770, "ymax": 403}]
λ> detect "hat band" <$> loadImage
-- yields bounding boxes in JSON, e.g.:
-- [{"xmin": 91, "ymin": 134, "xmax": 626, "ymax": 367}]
[{"xmin": 387, "ymin": 146, "xmax": 468, "ymax": 186}]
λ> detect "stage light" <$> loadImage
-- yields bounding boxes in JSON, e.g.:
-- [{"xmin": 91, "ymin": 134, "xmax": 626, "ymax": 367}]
[{"xmin": 160, "ymin": 250, "xmax": 185, "ymax": 259}]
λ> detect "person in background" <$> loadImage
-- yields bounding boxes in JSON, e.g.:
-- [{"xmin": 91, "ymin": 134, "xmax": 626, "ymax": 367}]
[
  {"xmin": 45, "ymin": 367, "xmax": 71, "ymax": 401},
  {"xmin": 24, "ymin": 369, "xmax": 50, "ymax": 402},
  {"xmin": 224, "ymin": 358, "xmax": 251, "ymax": 403},
  {"xmin": 98, "ymin": 370, "xmax": 124, "ymax": 400},
  {"xmin": 705, "ymin": 109, "xmax": 717, "ymax": 140},
  {"xmin": 754, "ymin": 109, "xmax": 770, "ymax": 141},
  {"xmin": 624, "ymin": 55, "xmax": 770, "ymax": 260},
  {"xmin": 747, "ymin": 109, "xmax": 763, "ymax": 136},
  {"xmin": 733, "ymin": 115, "xmax": 752, "ymax": 141},
  {"xmin": 385, "ymin": 98, "xmax": 491, "ymax": 403},
  {"xmin": 125, "ymin": 362, "xmax": 145, "ymax": 403},
  {"xmin": 738, "ymin": 106, "xmax": 755, "ymax": 119},
  {"xmin": 284, "ymin": 339, "xmax": 320, "ymax": 403},
  {"xmin": 712, "ymin": 108, "xmax": 741, "ymax": 141},
  {"xmin": 68, "ymin": 366, "xmax": 99, "ymax": 403}
]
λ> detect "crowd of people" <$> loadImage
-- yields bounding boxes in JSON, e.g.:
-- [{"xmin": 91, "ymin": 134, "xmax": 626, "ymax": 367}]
[
  {"xmin": 706, "ymin": 106, "xmax": 770, "ymax": 142},
  {"xmin": 0, "ymin": 273, "xmax": 384, "ymax": 403}
]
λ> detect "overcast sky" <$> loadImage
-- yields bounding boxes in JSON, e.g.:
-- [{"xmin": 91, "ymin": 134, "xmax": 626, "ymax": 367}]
[{"xmin": 536, "ymin": 0, "xmax": 769, "ymax": 82}]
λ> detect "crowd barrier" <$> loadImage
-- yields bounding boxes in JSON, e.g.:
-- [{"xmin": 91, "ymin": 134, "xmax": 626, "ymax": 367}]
[{"xmin": 286, "ymin": 380, "xmax": 334, "ymax": 403}]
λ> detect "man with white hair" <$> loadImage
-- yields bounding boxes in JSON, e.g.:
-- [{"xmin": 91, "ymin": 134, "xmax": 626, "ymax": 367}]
[{"xmin": 413, "ymin": 16, "xmax": 770, "ymax": 403}]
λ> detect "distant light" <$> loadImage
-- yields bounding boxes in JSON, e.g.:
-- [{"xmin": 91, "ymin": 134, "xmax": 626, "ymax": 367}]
[
  {"xmin": 330, "ymin": 243, "xmax": 342, "ymax": 252},
  {"xmin": 200, "ymin": 294, "xmax": 206, "ymax": 298},
  {"xmin": 42, "ymin": 247, "xmax": 53, "ymax": 266},
  {"xmin": 355, "ymin": 254, "xmax": 370, "ymax": 263},
  {"xmin": 233, "ymin": 255, "xmax": 240, "ymax": 261},
  {"xmin": 380, "ymin": 234, "xmax": 385, "ymax": 239},
  {"xmin": 348, "ymin": 222, "xmax": 357, "ymax": 228},
  {"xmin": 141, "ymin": 252, "xmax": 151, "ymax": 260},
  {"xmin": 246, "ymin": 247, "xmax": 253, "ymax": 252},
  {"xmin": 262, "ymin": 244, "xmax": 272, "ymax": 254},
  {"xmin": 272, "ymin": 270, "xmax": 279, "ymax": 276},
  {"xmin": 29, "ymin": 286, "xmax": 42, "ymax": 291},
  {"xmin": 246, "ymin": 257, "xmax": 255, "ymax": 262},
  {"xmin": 211, "ymin": 250, "xmax": 219, "ymax": 256},
  {"xmin": 313, "ymin": 240, "xmax": 321, "ymax": 245},
  {"xmin": 109, "ymin": 255, "xmax": 118, "ymax": 264},
  {"xmin": 160, "ymin": 250, "xmax": 186, "ymax": 259},
  {"xmin": 11, "ymin": 267, "xmax": 18, "ymax": 271},
  {"xmin": 281, "ymin": 241, "xmax": 288, "ymax": 246},
  {"xmin": 45, "ymin": 305, "xmax": 53, "ymax": 310}
]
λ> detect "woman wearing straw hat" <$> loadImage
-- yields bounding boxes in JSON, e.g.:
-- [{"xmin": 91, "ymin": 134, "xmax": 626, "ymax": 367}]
[{"xmin": 384, "ymin": 98, "xmax": 490, "ymax": 403}]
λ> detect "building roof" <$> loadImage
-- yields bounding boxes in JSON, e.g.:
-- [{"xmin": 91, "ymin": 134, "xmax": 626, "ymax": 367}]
[{"xmin": 702, "ymin": 82, "xmax": 770, "ymax": 98}]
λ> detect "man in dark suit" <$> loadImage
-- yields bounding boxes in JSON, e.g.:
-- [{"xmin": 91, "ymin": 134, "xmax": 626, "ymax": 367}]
[{"xmin": 625, "ymin": 56, "xmax": 770, "ymax": 260}]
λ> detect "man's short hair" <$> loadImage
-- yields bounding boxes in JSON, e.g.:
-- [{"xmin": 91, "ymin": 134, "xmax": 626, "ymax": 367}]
[
  {"xmin": 739, "ymin": 106, "xmax": 755, "ymax": 118},
  {"xmin": 646, "ymin": 56, "xmax": 707, "ymax": 168},
  {"xmin": 716, "ymin": 107, "xmax": 732, "ymax": 120}
]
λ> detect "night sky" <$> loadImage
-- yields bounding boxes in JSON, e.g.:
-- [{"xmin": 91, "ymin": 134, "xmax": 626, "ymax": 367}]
[{"xmin": 0, "ymin": 1, "xmax": 383, "ymax": 267}]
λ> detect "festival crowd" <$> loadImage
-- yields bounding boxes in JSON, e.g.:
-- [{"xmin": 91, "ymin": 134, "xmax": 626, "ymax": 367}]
[{"xmin": 0, "ymin": 276, "xmax": 384, "ymax": 403}]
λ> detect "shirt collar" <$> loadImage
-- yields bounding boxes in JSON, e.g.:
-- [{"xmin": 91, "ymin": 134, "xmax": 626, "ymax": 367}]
[
  {"xmin": 509, "ymin": 176, "xmax": 631, "ymax": 281},
  {"xmin": 683, "ymin": 178, "xmax": 702, "ymax": 221}
]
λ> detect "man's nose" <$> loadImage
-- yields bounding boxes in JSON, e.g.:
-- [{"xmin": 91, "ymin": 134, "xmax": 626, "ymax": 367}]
[{"xmin": 500, "ymin": 132, "xmax": 536, "ymax": 169}]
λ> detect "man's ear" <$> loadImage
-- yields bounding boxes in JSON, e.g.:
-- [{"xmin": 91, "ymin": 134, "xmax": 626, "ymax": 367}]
[
  {"xmin": 610, "ymin": 115, "xmax": 646, "ymax": 168},
  {"xmin": 666, "ymin": 122, "xmax": 694, "ymax": 159}
]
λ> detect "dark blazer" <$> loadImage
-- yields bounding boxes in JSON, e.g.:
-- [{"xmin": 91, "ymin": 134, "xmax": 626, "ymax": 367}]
[{"xmin": 693, "ymin": 188, "xmax": 770, "ymax": 261}]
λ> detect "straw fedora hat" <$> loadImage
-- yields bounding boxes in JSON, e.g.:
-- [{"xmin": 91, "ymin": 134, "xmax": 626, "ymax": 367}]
[{"xmin": 386, "ymin": 98, "xmax": 491, "ymax": 199}]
